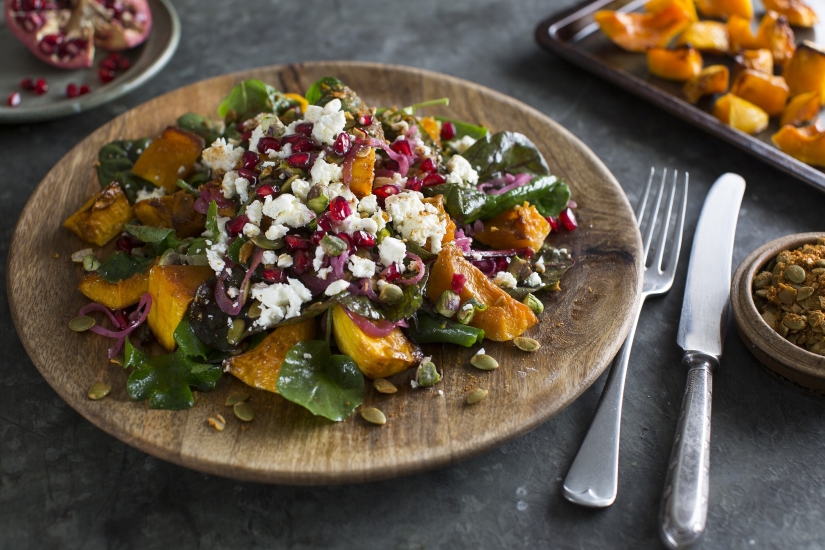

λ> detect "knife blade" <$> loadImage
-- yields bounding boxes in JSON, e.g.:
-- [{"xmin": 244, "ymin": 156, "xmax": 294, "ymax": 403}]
[{"xmin": 659, "ymin": 173, "xmax": 745, "ymax": 550}]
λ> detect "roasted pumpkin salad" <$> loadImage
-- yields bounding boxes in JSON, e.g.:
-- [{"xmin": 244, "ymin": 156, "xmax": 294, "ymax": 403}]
[{"xmin": 65, "ymin": 77, "xmax": 575, "ymax": 421}]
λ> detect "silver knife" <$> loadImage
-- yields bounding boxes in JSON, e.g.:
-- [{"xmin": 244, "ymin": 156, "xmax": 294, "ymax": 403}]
[{"xmin": 659, "ymin": 173, "xmax": 745, "ymax": 549}]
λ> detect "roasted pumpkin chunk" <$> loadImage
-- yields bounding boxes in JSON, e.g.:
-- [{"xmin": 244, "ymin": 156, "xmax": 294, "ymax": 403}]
[
  {"xmin": 422, "ymin": 195, "xmax": 456, "ymax": 249},
  {"xmin": 647, "ymin": 46, "xmax": 704, "ymax": 81},
  {"xmin": 332, "ymin": 305, "xmax": 420, "ymax": 379},
  {"xmin": 756, "ymin": 11, "xmax": 796, "ymax": 63},
  {"xmin": 63, "ymin": 182, "xmax": 133, "ymax": 246},
  {"xmin": 147, "ymin": 265, "xmax": 213, "ymax": 351},
  {"xmin": 419, "ymin": 116, "xmax": 442, "ymax": 144},
  {"xmin": 713, "ymin": 93, "xmax": 769, "ymax": 134},
  {"xmin": 734, "ymin": 49, "xmax": 774, "ymax": 74},
  {"xmin": 695, "ymin": 0, "xmax": 753, "ymax": 20},
  {"xmin": 780, "ymin": 91, "xmax": 821, "ymax": 127},
  {"xmin": 647, "ymin": 0, "xmax": 698, "ymax": 21},
  {"xmin": 783, "ymin": 41, "xmax": 825, "ymax": 100},
  {"xmin": 78, "ymin": 271, "xmax": 150, "ymax": 310},
  {"xmin": 683, "ymin": 65, "xmax": 730, "ymax": 103},
  {"xmin": 224, "ymin": 320, "xmax": 317, "ymax": 393},
  {"xmin": 474, "ymin": 202, "xmax": 551, "ymax": 252},
  {"xmin": 676, "ymin": 21, "xmax": 730, "ymax": 53},
  {"xmin": 762, "ymin": 0, "xmax": 817, "ymax": 27},
  {"xmin": 133, "ymin": 190, "xmax": 206, "ymax": 238},
  {"xmin": 131, "ymin": 127, "xmax": 205, "ymax": 193},
  {"xmin": 727, "ymin": 15, "xmax": 760, "ymax": 51},
  {"xmin": 594, "ymin": 2, "xmax": 693, "ymax": 52},
  {"xmin": 349, "ymin": 147, "xmax": 375, "ymax": 198},
  {"xmin": 772, "ymin": 125, "xmax": 825, "ymax": 167},
  {"xmin": 427, "ymin": 244, "xmax": 538, "ymax": 341},
  {"xmin": 730, "ymin": 69, "xmax": 789, "ymax": 116}
]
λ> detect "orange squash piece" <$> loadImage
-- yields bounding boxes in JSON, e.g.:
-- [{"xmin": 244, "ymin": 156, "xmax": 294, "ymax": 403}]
[
  {"xmin": 695, "ymin": 0, "xmax": 753, "ymax": 20},
  {"xmin": 133, "ymin": 190, "xmax": 206, "ymax": 238},
  {"xmin": 647, "ymin": 46, "xmax": 703, "ymax": 81},
  {"xmin": 772, "ymin": 125, "xmax": 825, "ymax": 167},
  {"xmin": 647, "ymin": 0, "xmax": 698, "ymax": 21},
  {"xmin": 594, "ymin": 2, "xmax": 693, "ymax": 52},
  {"xmin": 734, "ymin": 49, "xmax": 774, "ymax": 74},
  {"xmin": 224, "ymin": 319, "xmax": 317, "ymax": 393},
  {"xmin": 419, "ymin": 116, "xmax": 442, "ymax": 145},
  {"xmin": 683, "ymin": 65, "xmax": 730, "ymax": 103},
  {"xmin": 147, "ymin": 265, "xmax": 213, "ymax": 351},
  {"xmin": 63, "ymin": 182, "xmax": 134, "ymax": 246},
  {"xmin": 78, "ymin": 271, "xmax": 150, "ymax": 310},
  {"xmin": 349, "ymin": 147, "xmax": 375, "ymax": 198},
  {"xmin": 756, "ymin": 11, "xmax": 796, "ymax": 63},
  {"xmin": 422, "ymin": 195, "xmax": 456, "ymax": 249},
  {"xmin": 332, "ymin": 305, "xmax": 420, "ymax": 379},
  {"xmin": 783, "ymin": 41, "xmax": 825, "ymax": 100},
  {"xmin": 676, "ymin": 21, "xmax": 730, "ymax": 53},
  {"xmin": 474, "ymin": 202, "xmax": 551, "ymax": 252},
  {"xmin": 780, "ymin": 91, "xmax": 822, "ymax": 127},
  {"xmin": 730, "ymin": 69, "xmax": 789, "ymax": 116},
  {"xmin": 713, "ymin": 93, "xmax": 769, "ymax": 134},
  {"xmin": 131, "ymin": 127, "xmax": 205, "ymax": 193},
  {"xmin": 727, "ymin": 15, "xmax": 760, "ymax": 51},
  {"xmin": 762, "ymin": 0, "xmax": 817, "ymax": 27},
  {"xmin": 427, "ymin": 244, "xmax": 538, "ymax": 341}
]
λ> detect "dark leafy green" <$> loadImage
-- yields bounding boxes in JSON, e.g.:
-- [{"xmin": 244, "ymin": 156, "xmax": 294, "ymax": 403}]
[
  {"xmin": 505, "ymin": 245, "xmax": 574, "ymax": 300},
  {"xmin": 384, "ymin": 269, "xmax": 429, "ymax": 322},
  {"xmin": 462, "ymin": 131, "xmax": 549, "ymax": 182},
  {"xmin": 95, "ymin": 251, "xmax": 153, "ymax": 283},
  {"xmin": 217, "ymin": 79, "xmax": 294, "ymax": 123},
  {"xmin": 408, "ymin": 313, "xmax": 485, "ymax": 347},
  {"xmin": 276, "ymin": 340, "xmax": 365, "ymax": 421},
  {"xmin": 226, "ymin": 236, "xmax": 248, "ymax": 264},
  {"xmin": 124, "ymin": 223, "xmax": 180, "ymax": 256},
  {"xmin": 205, "ymin": 200, "xmax": 219, "ymax": 239},
  {"xmin": 97, "ymin": 138, "xmax": 155, "ymax": 203},
  {"xmin": 423, "ymin": 183, "xmax": 487, "ymax": 223},
  {"xmin": 173, "ymin": 318, "xmax": 213, "ymax": 360},
  {"xmin": 435, "ymin": 116, "xmax": 489, "ymax": 141},
  {"xmin": 176, "ymin": 112, "xmax": 224, "ymax": 144},
  {"xmin": 124, "ymin": 338, "xmax": 222, "ymax": 410},
  {"xmin": 188, "ymin": 279, "xmax": 266, "ymax": 351}
]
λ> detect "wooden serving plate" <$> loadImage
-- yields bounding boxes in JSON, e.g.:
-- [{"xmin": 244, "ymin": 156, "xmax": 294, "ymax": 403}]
[
  {"xmin": 7, "ymin": 62, "xmax": 643, "ymax": 484},
  {"xmin": 732, "ymin": 232, "xmax": 825, "ymax": 397}
]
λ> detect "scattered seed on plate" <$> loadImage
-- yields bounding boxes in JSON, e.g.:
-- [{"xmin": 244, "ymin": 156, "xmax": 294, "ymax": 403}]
[
  {"xmin": 225, "ymin": 392, "xmax": 250, "ymax": 406},
  {"xmin": 207, "ymin": 413, "xmax": 226, "ymax": 431},
  {"xmin": 514, "ymin": 337, "xmax": 541, "ymax": 352},
  {"xmin": 71, "ymin": 248, "xmax": 93, "ymax": 262},
  {"xmin": 361, "ymin": 407, "xmax": 386, "ymax": 425},
  {"xmin": 467, "ymin": 388, "xmax": 488, "ymax": 404},
  {"xmin": 470, "ymin": 353, "xmax": 499, "ymax": 371},
  {"xmin": 233, "ymin": 400, "xmax": 254, "ymax": 422},
  {"xmin": 87, "ymin": 382, "xmax": 110, "ymax": 400},
  {"xmin": 373, "ymin": 378, "xmax": 397, "ymax": 394},
  {"xmin": 69, "ymin": 315, "xmax": 95, "ymax": 332}
]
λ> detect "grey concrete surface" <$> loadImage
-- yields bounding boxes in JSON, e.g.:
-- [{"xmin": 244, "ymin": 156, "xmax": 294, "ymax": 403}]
[{"xmin": 2, "ymin": 0, "xmax": 825, "ymax": 548}]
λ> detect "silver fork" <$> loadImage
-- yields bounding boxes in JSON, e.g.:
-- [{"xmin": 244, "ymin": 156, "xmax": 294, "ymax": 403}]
[{"xmin": 562, "ymin": 168, "xmax": 688, "ymax": 508}]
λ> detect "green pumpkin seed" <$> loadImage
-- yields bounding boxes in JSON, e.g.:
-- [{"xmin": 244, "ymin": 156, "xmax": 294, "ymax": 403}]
[
  {"xmin": 82, "ymin": 254, "xmax": 101, "ymax": 271},
  {"xmin": 416, "ymin": 361, "xmax": 442, "ymax": 387},
  {"xmin": 797, "ymin": 286, "xmax": 815, "ymax": 301},
  {"xmin": 466, "ymin": 388, "xmax": 488, "ymax": 404},
  {"xmin": 69, "ymin": 316, "xmax": 95, "ymax": 332},
  {"xmin": 373, "ymin": 378, "xmax": 398, "ymax": 394},
  {"xmin": 783, "ymin": 314, "xmax": 807, "ymax": 331},
  {"xmin": 226, "ymin": 319, "xmax": 246, "ymax": 346},
  {"xmin": 523, "ymin": 293, "xmax": 544, "ymax": 315},
  {"xmin": 514, "ymin": 337, "xmax": 541, "ymax": 352},
  {"xmin": 361, "ymin": 407, "xmax": 386, "ymax": 425},
  {"xmin": 379, "ymin": 284, "xmax": 403, "ymax": 304},
  {"xmin": 815, "ymin": 259, "xmax": 825, "ymax": 268},
  {"xmin": 87, "ymin": 382, "xmax": 111, "ymax": 400},
  {"xmin": 225, "ymin": 392, "xmax": 250, "ymax": 406},
  {"xmin": 753, "ymin": 271, "xmax": 772, "ymax": 290},
  {"xmin": 470, "ymin": 354, "xmax": 499, "ymax": 371},
  {"xmin": 71, "ymin": 248, "xmax": 93, "ymax": 263},
  {"xmin": 207, "ymin": 415, "xmax": 226, "ymax": 431},
  {"xmin": 761, "ymin": 311, "xmax": 777, "ymax": 329},
  {"xmin": 233, "ymin": 401, "xmax": 255, "ymax": 422},
  {"xmin": 785, "ymin": 264, "xmax": 807, "ymax": 284}
]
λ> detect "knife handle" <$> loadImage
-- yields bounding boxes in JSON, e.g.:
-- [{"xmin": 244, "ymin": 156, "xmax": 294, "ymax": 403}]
[{"xmin": 659, "ymin": 352, "xmax": 717, "ymax": 549}]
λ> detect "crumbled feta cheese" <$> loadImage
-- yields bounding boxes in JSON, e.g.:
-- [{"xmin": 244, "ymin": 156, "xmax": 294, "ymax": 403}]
[
  {"xmin": 242, "ymin": 223, "xmax": 260, "ymax": 238},
  {"xmin": 303, "ymin": 353, "xmax": 313, "ymax": 359},
  {"xmin": 325, "ymin": 279, "xmax": 351, "ymax": 296},
  {"xmin": 310, "ymin": 157, "xmax": 343, "ymax": 186},
  {"xmin": 492, "ymin": 271, "xmax": 517, "ymax": 289},
  {"xmin": 391, "ymin": 120, "xmax": 409, "ymax": 134},
  {"xmin": 202, "ymin": 138, "xmax": 244, "ymax": 175},
  {"xmin": 358, "ymin": 194, "xmax": 378, "ymax": 214},
  {"xmin": 378, "ymin": 236, "xmax": 407, "ymax": 268},
  {"xmin": 348, "ymin": 255, "xmax": 376, "ymax": 278},
  {"xmin": 135, "ymin": 186, "xmax": 166, "ymax": 202},
  {"xmin": 303, "ymin": 99, "xmax": 347, "ymax": 145},
  {"xmin": 291, "ymin": 178, "xmax": 312, "ymax": 202},
  {"xmin": 248, "ymin": 124, "xmax": 265, "ymax": 154},
  {"xmin": 221, "ymin": 171, "xmax": 239, "ymax": 199},
  {"xmin": 410, "ymin": 380, "xmax": 420, "ymax": 389},
  {"xmin": 446, "ymin": 154, "xmax": 479, "ymax": 186},
  {"xmin": 266, "ymin": 142, "xmax": 292, "ymax": 161},
  {"xmin": 383, "ymin": 191, "xmax": 447, "ymax": 252},
  {"xmin": 265, "ymin": 224, "xmax": 289, "ymax": 240},
  {"xmin": 525, "ymin": 272, "xmax": 542, "ymax": 287},
  {"xmin": 450, "ymin": 135, "xmax": 477, "ymax": 154},
  {"xmin": 226, "ymin": 286, "xmax": 239, "ymax": 299},
  {"xmin": 277, "ymin": 253, "xmax": 293, "ymax": 268},
  {"xmin": 251, "ymin": 278, "xmax": 313, "ymax": 328},
  {"xmin": 326, "ymin": 181, "xmax": 356, "ymax": 202},
  {"xmin": 317, "ymin": 267, "xmax": 332, "ymax": 280},
  {"xmin": 234, "ymin": 176, "xmax": 249, "ymax": 203},
  {"xmin": 313, "ymin": 246, "xmax": 326, "ymax": 272},
  {"xmin": 262, "ymin": 194, "xmax": 315, "ymax": 228},
  {"xmin": 476, "ymin": 348, "xmax": 485, "ymax": 355},
  {"xmin": 338, "ymin": 213, "xmax": 378, "ymax": 236},
  {"xmin": 371, "ymin": 211, "xmax": 387, "ymax": 232},
  {"xmin": 246, "ymin": 200, "xmax": 263, "ymax": 225},
  {"xmin": 262, "ymin": 251, "xmax": 277, "ymax": 265},
  {"xmin": 206, "ymin": 242, "xmax": 227, "ymax": 274}
]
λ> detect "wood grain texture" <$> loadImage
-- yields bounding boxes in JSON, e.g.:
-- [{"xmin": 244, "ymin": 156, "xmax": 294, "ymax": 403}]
[
  {"xmin": 7, "ymin": 62, "xmax": 642, "ymax": 484},
  {"xmin": 732, "ymin": 232, "xmax": 825, "ymax": 397}
]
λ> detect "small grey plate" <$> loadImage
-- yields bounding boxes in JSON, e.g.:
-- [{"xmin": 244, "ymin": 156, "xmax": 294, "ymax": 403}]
[{"xmin": 0, "ymin": 0, "xmax": 179, "ymax": 124}]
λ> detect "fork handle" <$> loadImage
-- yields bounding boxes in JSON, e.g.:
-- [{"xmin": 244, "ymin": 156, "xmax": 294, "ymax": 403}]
[{"xmin": 562, "ymin": 299, "xmax": 644, "ymax": 507}]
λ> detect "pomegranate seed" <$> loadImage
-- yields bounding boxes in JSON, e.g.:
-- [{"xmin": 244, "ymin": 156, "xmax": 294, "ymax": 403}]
[
  {"xmin": 255, "ymin": 184, "xmax": 277, "ymax": 199},
  {"xmin": 65, "ymin": 83, "xmax": 78, "ymax": 98},
  {"xmin": 373, "ymin": 184, "xmax": 399, "ymax": 206},
  {"xmin": 358, "ymin": 114, "xmax": 373, "ymax": 126},
  {"xmin": 384, "ymin": 262, "xmax": 401, "ymax": 282},
  {"xmin": 405, "ymin": 177, "xmax": 423, "ymax": 192},
  {"xmin": 332, "ymin": 132, "xmax": 351, "ymax": 156},
  {"xmin": 440, "ymin": 121, "xmax": 456, "ymax": 141},
  {"xmin": 337, "ymin": 233, "xmax": 354, "ymax": 251},
  {"xmin": 57, "ymin": 38, "xmax": 85, "ymax": 59},
  {"xmin": 38, "ymin": 34, "xmax": 62, "ymax": 55},
  {"xmin": 226, "ymin": 215, "xmax": 249, "ymax": 236},
  {"xmin": 311, "ymin": 230, "xmax": 326, "ymax": 245},
  {"xmin": 239, "ymin": 130, "xmax": 252, "ymax": 143},
  {"xmin": 241, "ymin": 150, "xmax": 259, "ymax": 170},
  {"xmin": 317, "ymin": 212, "xmax": 334, "ymax": 231},
  {"xmin": 559, "ymin": 208, "xmax": 577, "ymax": 231},
  {"xmin": 292, "ymin": 250, "xmax": 309, "ymax": 275},
  {"xmin": 33, "ymin": 78, "xmax": 48, "ymax": 95},
  {"xmin": 11, "ymin": 0, "xmax": 22, "ymax": 10},
  {"xmin": 20, "ymin": 78, "xmax": 35, "ymax": 90},
  {"xmin": 100, "ymin": 57, "xmax": 118, "ymax": 71},
  {"xmin": 291, "ymin": 137, "xmax": 316, "ymax": 153},
  {"xmin": 116, "ymin": 235, "xmax": 139, "ymax": 253},
  {"xmin": 495, "ymin": 257, "xmax": 509, "ymax": 272},
  {"xmin": 523, "ymin": 248, "xmax": 535, "ymax": 260},
  {"xmin": 98, "ymin": 68, "xmax": 115, "ymax": 83},
  {"xmin": 471, "ymin": 259, "xmax": 496, "ymax": 276},
  {"xmin": 545, "ymin": 216, "xmax": 560, "ymax": 232},
  {"xmin": 262, "ymin": 268, "xmax": 287, "ymax": 284},
  {"xmin": 116, "ymin": 56, "xmax": 131, "ymax": 71},
  {"xmin": 295, "ymin": 122, "xmax": 314, "ymax": 136},
  {"xmin": 352, "ymin": 230, "xmax": 376, "ymax": 248},
  {"xmin": 281, "ymin": 134, "xmax": 303, "ymax": 146},
  {"xmin": 382, "ymin": 159, "xmax": 400, "ymax": 172},
  {"xmin": 285, "ymin": 235, "xmax": 310, "ymax": 251},
  {"xmin": 113, "ymin": 310, "xmax": 129, "ymax": 330},
  {"xmin": 451, "ymin": 273, "xmax": 466, "ymax": 294},
  {"xmin": 329, "ymin": 196, "xmax": 352, "ymax": 222},
  {"xmin": 20, "ymin": 12, "xmax": 43, "ymax": 32},
  {"xmin": 237, "ymin": 168, "xmax": 258, "ymax": 185},
  {"xmin": 79, "ymin": 84, "xmax": 91, "ymax": 95},
  {"xmin": 257, "ymin": 136, "xmax": 280, "ymax": 154},
  {"xmin": 420, "ymin": 158, "xmax": 436, "ymax": 173},
  {"xmin": 287, "ymin": 152, "xmax": 311, "ymax": 169},
  {"xmin": 423, "ymin": 173, "xmax": 446, "ymax": 186},
  {"xmin": 7, "ymin": 92, "xmax": 21, "ymax": 107},
  {"xmin": 390, "ymin": 140, "xmax": 413, "ymax": 157}
]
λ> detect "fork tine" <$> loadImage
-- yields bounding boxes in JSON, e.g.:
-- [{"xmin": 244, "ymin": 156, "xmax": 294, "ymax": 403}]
[
  {"xmin": 663, "ymin": 172, "xmax": 688, "ymax": 278},
  {"xmin": 635, "ymin": 167, "xmax": 656, "ymax": 228},
  {"xmin": 652, "ymin": 170, "xmax": 679, "ymax": 273},
  {"xmin": 641, "ymin": 168, "xmax": 668, "ymax": 266}
]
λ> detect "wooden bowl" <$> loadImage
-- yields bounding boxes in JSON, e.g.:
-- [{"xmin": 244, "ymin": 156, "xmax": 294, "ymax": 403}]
[{"xmin": 731, "ymin": 232, "xmax": 825, "ymax": 397}]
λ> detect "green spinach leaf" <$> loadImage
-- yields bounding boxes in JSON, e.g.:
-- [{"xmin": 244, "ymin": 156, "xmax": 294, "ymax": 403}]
[
  {"xmin": 423, "ymin": 182, "xmax": 488, "ymax": 223},
  {"xmin": 205, "ymin": 200, "xmax": 219, "ymax": 239},
  {"xmin": 217, "ymin": 79, "xmax": 284, "ymax": 123},
  {"xmin": 95, "ymin": 252, "xmax": 153, "ymax": 283},
  {"xmin": 479, "ymin": 175, "xmax": 571, "ymax": 220},
  {"xmin": 504, "ymin": 245, "xmax": 574, "ymax": 300},
  {"xmin": 176, "ymin": 112, "xmax": 224, "ymax": 144},
  {"xmin": 97, "ymin": 138, "xmax": 155, "ymax": 203},
  {"xmin": 462, "ymin": 131, "xmax": 549, "ymax": 182},
  {"xmin": 173, "ymin": 318, "xmax": 213, "ymax": 360}
]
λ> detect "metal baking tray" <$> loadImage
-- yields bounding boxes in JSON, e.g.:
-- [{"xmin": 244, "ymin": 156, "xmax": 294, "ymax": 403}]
[{"xmin": 535, "ymin": 0, "xmax": 825, "ymax": 192}]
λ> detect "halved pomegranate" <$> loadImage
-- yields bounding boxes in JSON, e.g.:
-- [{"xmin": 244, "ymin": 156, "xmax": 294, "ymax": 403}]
[{"xmin": 5, "ymin": 0, "xmax": 152, "ymax": 70}]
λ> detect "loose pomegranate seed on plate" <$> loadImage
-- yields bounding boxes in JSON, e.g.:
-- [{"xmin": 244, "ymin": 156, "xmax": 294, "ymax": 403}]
[
  {"xmin": 7, "ymin": 92, "xmax": 21, "ymax": 107},
  {"xmin": 420, "ymin": 158, "xmax": 436, "ymax": 173},
  {"xmin": 98, "ymin": 68, "xmax": 115, "ymax": 83},
  {"xmin": 65, "ymin": 83, "xmax": 78, "ymax": 98},
  {"xmin": 329, "ymin": 196, "xmax": 352, "ymax": 221},
  {"xmin": 33, "ymin": 78, "xmax": 48, "ymax": 95},
  {"xmin": 19, "ymin": 78, "xmax": 35, "ymax": 91},
  {"xmin": 440, "ymin": 121, "xmax": 456, "ymax": 141},
  {"xmin": 390, "ymin": 140, "xmax": 412, "ymax": 157},
  {"xmin": 100, "ymin": 57, "xmax": 118, "ymax": 71},
  {"xmin": 225, "ymin": 215, "xmax": 249, "ymax": 236},
  {"xmin": 352, "ymin": 230, "xmax": 376, "ymax": 248},
  {"xmin": 257, "ymin": 136, "xmax": 280, "ymax": 154},
  {"xmin": 79, "ymin": 84, "xmax": 91, "ymax": 95},
  {"xmin": 423, "ymin": 173, "xmax": 446, "ymax": 186},
  {"xmin": 545, "ymin": 216, "xmax": 560, "ymax": 232},
  {"xmin": 116, "ymin": 56, "xmax": 131, "ymax": 71},
  {"xmin": 559, "ymin": 207, "xmax": 577, "ymax": 231}
]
